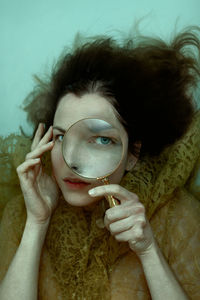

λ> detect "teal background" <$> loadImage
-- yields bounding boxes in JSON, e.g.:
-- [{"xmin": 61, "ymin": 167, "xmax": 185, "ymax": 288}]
[{"xmin": 0, "ymin": 0, "xmax": 200, "ymax": 136}]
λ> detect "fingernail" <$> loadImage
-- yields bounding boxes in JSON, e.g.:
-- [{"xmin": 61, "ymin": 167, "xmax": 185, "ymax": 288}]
[{"xmin": 88, "ymin": 189, "xmax": 96, "ymax": 196}]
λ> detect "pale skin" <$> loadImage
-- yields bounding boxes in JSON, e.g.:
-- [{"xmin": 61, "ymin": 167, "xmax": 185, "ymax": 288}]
[
  {"xmin": 0, "ymin": 92, "xmax": 188, "ymax": 299},
  {"xmin": 89, "ymin": 185, "xmax": 153, "ymax": 255}
]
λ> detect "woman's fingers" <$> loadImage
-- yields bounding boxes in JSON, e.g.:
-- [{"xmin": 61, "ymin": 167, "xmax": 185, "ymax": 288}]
[
  {"xmin": 27, "ymin": 124, "xmax": 54, "ymax": 183},
  {"xmin": 89, "ymin": 184, "xmax": 139, "ymax": 204},
  {"xmin": 89, "ymin": 183, "xmax": 154, "ymax": 254},
  {"xmin": 104, "ymin": 201, "xmax": 146, "ymax": 233},
  {"xmin": 37, "ymin": 126, "xmax": 53, "ymax": 147},
  {"xmin": 17, "ymin": 158, "xmax": 41, "ymax": 174},
  {"xmin": 26, "ymin": 141, "xmax": 54, "ymax": 160},
  {"xmin": 31, "ymin": 123, "xmax": 45, "ymax": 150},
  {"xmin": 31, "ymin": 124, "xmax": 53, "ymax": 151},
  {"xmin": 16, "ymin": 124, "xmax": 60, "ymax": 224},
  {"xmin": 89, "ymin": 183, "xmax": 144, "ymax": 222},
  {"xmin": 115, "ymin": 225, "xmax": 145, "ymax": 242},
  {"xmin": 104, "ymin": 203, "xmax": 146, "ymax": 229},
  {"xmin": 107, "ymin": 214, "xmax": 146, "ymax": 235},
  {"xmin": 17, "ymin": 158, "xmax": 41, "ymax": 186}
]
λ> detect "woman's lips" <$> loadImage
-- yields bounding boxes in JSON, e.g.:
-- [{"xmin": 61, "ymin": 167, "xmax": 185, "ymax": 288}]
[{"xmin": 63, "ymin": 178, "xmax": 91, "ymax": 190}]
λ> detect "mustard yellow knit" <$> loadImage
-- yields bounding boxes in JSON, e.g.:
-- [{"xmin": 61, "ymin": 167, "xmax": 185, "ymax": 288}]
[{"xmin": 0, "ymin": 110, "xmax": 200, "ymax": 299}]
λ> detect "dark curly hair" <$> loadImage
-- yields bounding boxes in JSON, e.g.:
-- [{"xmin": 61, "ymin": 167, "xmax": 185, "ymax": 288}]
[{"xmin": 20, "ymin": 26, "xmax": 200, "ymax": 159}]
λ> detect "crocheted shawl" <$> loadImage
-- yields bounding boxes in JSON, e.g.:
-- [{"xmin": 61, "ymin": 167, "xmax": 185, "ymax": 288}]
[{"xmin": 0, "ymin": 110, "xmax": 200, "ymax": 299}]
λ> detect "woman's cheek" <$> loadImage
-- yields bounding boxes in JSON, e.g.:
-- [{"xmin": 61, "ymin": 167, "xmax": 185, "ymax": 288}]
[{"xmin": 51, "ymin": 145, "xmax": 64, "ymax": 178}]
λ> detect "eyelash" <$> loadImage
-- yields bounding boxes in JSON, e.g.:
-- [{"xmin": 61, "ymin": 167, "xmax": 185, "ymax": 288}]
[
  {"xmin": 53, "ymin": 134, "xmax": 117, "ymax": 145},
  {"xmin": 90, "ymin": 136, "xmax": 116, "ymax": 145},
  {"xmin": 54, "ymin": 134, "xmax": 64, "ymax": 142}
]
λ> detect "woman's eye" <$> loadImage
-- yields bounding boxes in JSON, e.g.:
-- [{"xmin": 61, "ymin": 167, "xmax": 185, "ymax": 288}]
[
  {"xmin": 95, "ymin": 136, "xmax": 113, "ymax": 145},
  {"xmin": 54, "ymin": 134, "xmax": 64, "ymax": 142}
]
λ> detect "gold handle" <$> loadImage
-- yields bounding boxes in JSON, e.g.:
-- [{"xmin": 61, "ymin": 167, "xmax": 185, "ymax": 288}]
[
  {"xmin": 100, "ymin": 177, "xmax": 119, "ymax": 207},
  {"xmin": 105, "ymin": 194, "xmax": 118, "ymax": 207}
]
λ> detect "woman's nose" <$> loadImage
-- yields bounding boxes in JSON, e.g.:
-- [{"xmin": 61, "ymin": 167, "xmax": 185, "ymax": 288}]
[
  {"xmin": 62, "ymin": 141, "xmax": 82, "ymax": 172},
  {"xmin": 69, "ymin": 164, "xmax": 79, "ymax": 171}
]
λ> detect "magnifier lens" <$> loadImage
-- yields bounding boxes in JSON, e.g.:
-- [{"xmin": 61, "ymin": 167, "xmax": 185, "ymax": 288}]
[{"xmin": 62, "ymin": 118, "xmax": 124, "ymax": 179}]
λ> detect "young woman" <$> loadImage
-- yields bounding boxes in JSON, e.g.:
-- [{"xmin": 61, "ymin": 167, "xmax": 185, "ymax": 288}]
[{"xmin": 0, "ymin": 26, "xmax": 200, "ymax": 299}]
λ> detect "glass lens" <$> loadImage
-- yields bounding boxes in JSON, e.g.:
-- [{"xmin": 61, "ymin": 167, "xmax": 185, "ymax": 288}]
[{"xmin": 62, "ymin": 118, "xmax": 124, "ymax": 178}]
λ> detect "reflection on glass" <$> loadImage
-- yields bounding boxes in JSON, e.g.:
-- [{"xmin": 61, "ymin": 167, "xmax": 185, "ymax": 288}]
[{"xmin": 62, "ymin": 118, "xmax": 124, "ymax": 178}]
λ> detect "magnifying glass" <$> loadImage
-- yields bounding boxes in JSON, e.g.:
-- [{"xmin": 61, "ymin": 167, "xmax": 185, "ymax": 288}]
[{"xmin": 62, "ymin": 118, "xmax": 125, "ymax": 207}]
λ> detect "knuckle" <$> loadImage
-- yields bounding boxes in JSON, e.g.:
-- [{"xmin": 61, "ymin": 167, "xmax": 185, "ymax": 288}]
[
  {"xmin": 115, "ymin": 234, "xmax": 122, "ymax": 241},
  {"xmin": 16, "ymin": 166, "xmax": 21, "ymax": 173},
  {"xmin": 137, "ymin": 203, "xmax": 145, "ymax": 213},
  {"xmin": 25, "ymin": 153, "xmax": 30, "ymax": 160},
  {"xmin": 105, "ymin": 211, "xmax": 112, "ymax": 221},
  {"xmin": 16, "ymin": 163, "xmax": 24, "ymax": 173},
  {"xmin": 138, "ymin": 218, "xmax": 146, "ymax": 228},
  {"xmin": 134, "ymin": 228, "xmax": 144, "ymax": 240},
  {"xmin": 109, "ymin": 223, "xmax": 115, "ymax": 233},
  {"xmin": 134, "ymin": 194, "xmax": 139, "ymax": 202}
]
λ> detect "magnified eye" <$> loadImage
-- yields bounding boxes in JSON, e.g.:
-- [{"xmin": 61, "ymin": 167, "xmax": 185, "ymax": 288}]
[{"xmin": 95, "ymin": 136, "xmax": 113, "ymax": 145}]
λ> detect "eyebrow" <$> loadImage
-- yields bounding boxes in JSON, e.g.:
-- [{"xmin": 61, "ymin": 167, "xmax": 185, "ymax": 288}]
[
  {"xmin": 53, "ymin": 123, "xmax": 118, "ymax": 136},
  {"xmin": 88, "ymin": 123, "xmax": 113, "ymax": 133},
  {"xmin": 53, "ymin": 126, "xmax": 66, "ymax": 133}
]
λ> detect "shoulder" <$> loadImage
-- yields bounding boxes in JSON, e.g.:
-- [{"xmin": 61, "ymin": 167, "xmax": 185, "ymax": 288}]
[
  {"xmin": 169, "ymin": 188, "xmax": 200, "ymax": 298},
  {"xmin": 169, "ymin": 187, "xmax": 200, "ymax": 234},
  {"xmin": 151, "ymin": 187, "xmax": 200, "ymax": 253},
  {"xmin": 110, "ymin": 250, "xmax": 151, "ymax": 299},
  {"xmin": 151, "ymin": 187, "xmax": 200, "ymax": 239},
  {"xmin": 152, "ymin": 187, "xmax": 200, "ymax": 299},
  {"xmin": 165, "ymin": 187, "xmax": 200, "ymax": 260}
]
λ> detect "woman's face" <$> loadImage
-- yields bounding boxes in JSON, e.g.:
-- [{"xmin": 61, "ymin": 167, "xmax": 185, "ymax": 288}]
[{"xmin": 51, "ymin": 92, "xmax": 138, "ymax": 208}]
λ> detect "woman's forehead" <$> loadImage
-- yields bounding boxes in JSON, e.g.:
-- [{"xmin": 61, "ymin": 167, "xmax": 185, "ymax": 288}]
[{"xmin": 53, "ymin": 92, "xmax": 122, "ymax": 130}]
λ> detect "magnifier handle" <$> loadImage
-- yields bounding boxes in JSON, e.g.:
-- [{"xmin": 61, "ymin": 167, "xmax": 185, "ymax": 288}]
[
  {"xmin": 100, "ymin": 177, "xmax": 119, "ymax": 207},
  {"xmin": 105, "ymin": 195, "xmax": 118, "ymax": 207}
]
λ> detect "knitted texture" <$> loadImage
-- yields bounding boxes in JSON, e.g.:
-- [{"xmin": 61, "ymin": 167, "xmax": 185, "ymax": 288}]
[{"xmin": 0, "ymin": 110, "xmax": 200, "ymax": 299}]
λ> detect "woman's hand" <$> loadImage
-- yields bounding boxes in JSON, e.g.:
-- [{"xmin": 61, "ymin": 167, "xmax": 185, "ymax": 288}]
[
  {"xmin": 16, "ymin": 123, "xmax": 60, "ymax": 224},
  {"xmin": 89, "ymin": 184, "xmax": 155, "ymax": 256}
]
